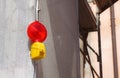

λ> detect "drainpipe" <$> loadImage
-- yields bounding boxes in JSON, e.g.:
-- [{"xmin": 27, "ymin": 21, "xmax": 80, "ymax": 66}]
[
  {"xmin": 96, "ymin": 8, "xmax": 103, "ymax": 78},
  {"xmin": 110, "ymin": 5, "xmax": 119, "ymax": 78}
]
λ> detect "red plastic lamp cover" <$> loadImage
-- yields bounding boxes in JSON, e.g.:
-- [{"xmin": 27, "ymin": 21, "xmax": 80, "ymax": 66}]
[{"xmin": 27, "ymin": 21, "xmax": 47, "ymax": 42}]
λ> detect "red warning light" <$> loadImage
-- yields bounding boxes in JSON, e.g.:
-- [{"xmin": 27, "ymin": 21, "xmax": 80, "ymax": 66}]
[{"xmin": 27, "ymin": 21, "xmax": 47, "ymax": 42}]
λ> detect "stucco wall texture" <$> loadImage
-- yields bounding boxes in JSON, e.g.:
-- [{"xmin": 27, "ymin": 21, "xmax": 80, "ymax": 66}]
[
  {"xmin": 85, "ymin": 1, "xmax": 120, "ymax": 78},
  {"xmin": 0, "ymin": 0, "xmax": 80, "ymax": 78}
]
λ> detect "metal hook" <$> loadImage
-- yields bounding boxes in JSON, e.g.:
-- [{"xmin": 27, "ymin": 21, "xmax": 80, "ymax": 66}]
[{"xmin": 35, "ymin": 0, "xmax": 40, "ymax": 21}]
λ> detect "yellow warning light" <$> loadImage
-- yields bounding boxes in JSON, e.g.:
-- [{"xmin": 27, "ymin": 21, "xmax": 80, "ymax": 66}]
[{"xmin": 30, "ymin": 42, "xmax": 46, "ymax": 60}]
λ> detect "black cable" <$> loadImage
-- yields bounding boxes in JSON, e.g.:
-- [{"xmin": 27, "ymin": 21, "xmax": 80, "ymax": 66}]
[{"xmin": 80, "ymin": 48, "xmax": 100, "ymax": 78}]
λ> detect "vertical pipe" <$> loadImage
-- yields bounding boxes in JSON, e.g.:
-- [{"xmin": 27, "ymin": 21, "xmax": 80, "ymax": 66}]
[
  {"xmin": 76, "ymin": 0, "xmax": 81, "ymax": 77},
  {"xmin": 34, "ymin": 0, "xmax": 40, "ymax": 78},
  {"xmin": 110, "ymin": 5, "xmax": 119, "ymax": 78},
  {"xmin": 97, "ymin": 17, "xmax": 103, "ymax": 78},
  {"xmin": 96, "ymin": 10, "xmax": 103, "ymax": 78},
  {"xmin": 35, "ymin": 0, "xmax": 40, "ymax": 21}
]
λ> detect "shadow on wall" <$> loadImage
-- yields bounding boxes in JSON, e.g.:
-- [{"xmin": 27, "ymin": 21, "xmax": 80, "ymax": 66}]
[{"xmin": 46, "ymin": 0, "xmax": 79, "ymax": 78}]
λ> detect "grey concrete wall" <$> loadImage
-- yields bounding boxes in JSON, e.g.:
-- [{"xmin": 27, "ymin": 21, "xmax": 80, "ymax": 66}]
[
  {"xmin": 0, "ymin": 0, "xmax": 80, "ymax": 78},
  {"xmin": 0, "ymin": 0, "xmax": 35, "ymax": 78}
]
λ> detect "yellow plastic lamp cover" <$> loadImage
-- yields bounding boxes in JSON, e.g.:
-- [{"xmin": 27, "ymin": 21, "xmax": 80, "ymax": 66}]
[{"xmin": 30, "ymin": 42, "xmax": 46, "ymax": 60}]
